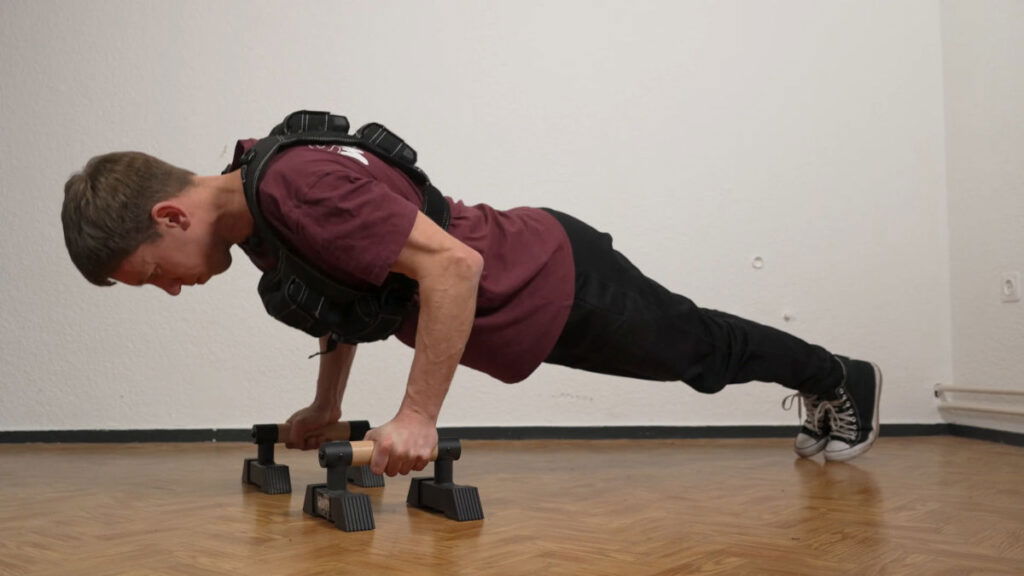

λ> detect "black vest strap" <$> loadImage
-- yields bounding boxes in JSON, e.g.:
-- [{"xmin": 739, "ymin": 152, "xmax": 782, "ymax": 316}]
[
  {"xmin": 233, "ymin": 110, "xmax": 451, "ymax": 348},
  {"xmin": 240, "ymin": 119, "xmax": 449, "ymax": 232}
]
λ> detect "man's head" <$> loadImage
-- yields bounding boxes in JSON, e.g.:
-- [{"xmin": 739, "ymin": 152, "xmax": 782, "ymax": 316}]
[{"xmin": 62, "ymin": 151, "xmax": 237, "ymax": 295}]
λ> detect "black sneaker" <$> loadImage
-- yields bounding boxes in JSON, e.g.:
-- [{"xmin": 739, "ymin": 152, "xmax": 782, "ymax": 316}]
[
  {"xmin": 822, "ymin": 356, "xmax": 883, "ymax": 462},
  {"xmin": 782, "ymin": 393, "xmax": 830, "ymax": 458}
]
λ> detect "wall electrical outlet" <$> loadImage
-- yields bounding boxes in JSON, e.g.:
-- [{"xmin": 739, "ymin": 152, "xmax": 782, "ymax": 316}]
[{"xmin": 1001, "ymin": 271, "xmax": 1021, "ymax": 303}]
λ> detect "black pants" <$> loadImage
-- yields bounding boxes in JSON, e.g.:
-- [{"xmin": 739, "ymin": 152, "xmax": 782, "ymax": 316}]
[{"xmin": 543, "ymin": 209, "xmax": 842, "ymax": 395}]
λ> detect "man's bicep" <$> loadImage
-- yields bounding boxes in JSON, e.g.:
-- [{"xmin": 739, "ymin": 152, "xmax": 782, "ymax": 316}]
[{"xmin": 391, "ymin": 212, "xmax": 476, "ymax": 281}]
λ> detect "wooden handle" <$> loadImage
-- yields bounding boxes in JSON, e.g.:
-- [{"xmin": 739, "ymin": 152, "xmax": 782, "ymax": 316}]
[
  {"xmin": 276, "ymin": 421, "xmax": 351, "ymax": 444},
  {"xmin": 346, "ymin": 441, "xmax": 440, "ymax": 467},
  {"xmin": 320, "ymin": 439, "xmax": 462, "ymax": 468}
]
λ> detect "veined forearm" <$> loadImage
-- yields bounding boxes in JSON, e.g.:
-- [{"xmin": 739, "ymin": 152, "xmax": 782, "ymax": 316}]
[{"xmin": 401, "ymin": 253, "xmax": 481, "ymax": 422}]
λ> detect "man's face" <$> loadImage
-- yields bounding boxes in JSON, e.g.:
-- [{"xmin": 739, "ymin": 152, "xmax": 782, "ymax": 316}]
[{"xmin": 111, "ymin": 205, "xmax": 232, "ymax": 295}]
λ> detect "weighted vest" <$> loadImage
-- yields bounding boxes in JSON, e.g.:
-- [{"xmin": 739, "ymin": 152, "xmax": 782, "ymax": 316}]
[{"xmin": 231, "ymin": 110, "xmax": 450, "ymax": 353}]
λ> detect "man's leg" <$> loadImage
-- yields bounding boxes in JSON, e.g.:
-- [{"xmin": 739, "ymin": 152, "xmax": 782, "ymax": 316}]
[{"xmin": 542, "ymin": 209, "xmax": 881, "ymax": 460}]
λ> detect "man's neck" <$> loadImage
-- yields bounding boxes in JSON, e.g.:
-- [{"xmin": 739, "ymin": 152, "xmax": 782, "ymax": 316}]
[{"xmin": 199, "ymin": 170, "xmax": 252, "ymax": 245}]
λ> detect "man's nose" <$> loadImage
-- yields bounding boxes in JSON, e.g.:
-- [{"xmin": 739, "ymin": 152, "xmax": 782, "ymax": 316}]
[{"xmin": 159, "ymin": 281, "xmax": 181, "ymax": 296}]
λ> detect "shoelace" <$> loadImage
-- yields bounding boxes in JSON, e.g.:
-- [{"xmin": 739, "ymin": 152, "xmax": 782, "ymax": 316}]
[
  {"xmin": 822, "ymin": 356, "xmax": 858, "ymax": 442},
  {"xmin": 819, "ymin": 390, "xmax": 858, "ymax": 442},
  {"xmin": 781, "ymin": 393, "xmax": 827, "ymax": 434},
  {"xmin": 782, "ymin": 356, "xmax": 853, "ymax": 439}
]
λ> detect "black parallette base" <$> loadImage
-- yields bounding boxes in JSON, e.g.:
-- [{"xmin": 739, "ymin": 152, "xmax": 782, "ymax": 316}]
[
  {"xmin": 407, "ymin": 477, "xmax": 484, "ymax": 522},
  {"xmin": 241, "ymin": 462, "xmax": 382, "ymax": 495},
  {"xmin": 242, "ymin": 459, "xmax": 292, "ymax": 495},
  {"xmin": 303, "ymin": 483, "xmax": 375, "ymax": 532},
  {"xmin": 347, "ymin": 465, "xmax": 385, "ymax": 488}
]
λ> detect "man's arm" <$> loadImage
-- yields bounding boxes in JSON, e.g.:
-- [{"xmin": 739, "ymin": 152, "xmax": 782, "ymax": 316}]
[
  {"xmin": 364, "ymin": 211, "xmax": 483, "ymax": 476},
  {"xmin": 284, "ymin": 337, "xmax": 357, "ymax": 449},
  {"xmin": 313, "ymin": 336, "xmax": 356, "ymax": 410}
]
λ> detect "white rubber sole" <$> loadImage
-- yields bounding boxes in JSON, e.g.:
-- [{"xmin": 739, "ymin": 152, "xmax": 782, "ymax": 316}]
[{"xmin": 794, "ymin": 434, "xmax": 828, "ymax": 458}]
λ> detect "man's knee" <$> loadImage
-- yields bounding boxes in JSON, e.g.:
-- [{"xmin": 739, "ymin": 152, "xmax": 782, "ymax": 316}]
[{"xmin": 676, "ymin": 309, "xmax": 736, "ymax": 394}]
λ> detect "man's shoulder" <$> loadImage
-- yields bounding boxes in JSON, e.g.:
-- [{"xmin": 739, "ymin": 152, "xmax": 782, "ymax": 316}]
[{"xmin": 258, "ymin": 144, "xmax": 378, "ymax": 197}]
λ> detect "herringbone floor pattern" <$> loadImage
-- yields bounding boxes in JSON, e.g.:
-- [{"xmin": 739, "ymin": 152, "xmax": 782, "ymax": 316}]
[{"xmin": 1, "ymin": 437, "xmax": 1021, "ymax": 575}]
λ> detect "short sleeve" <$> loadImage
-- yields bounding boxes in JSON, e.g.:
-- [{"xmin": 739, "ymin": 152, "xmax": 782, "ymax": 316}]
[{"xmin": 260, "ymin": 168, "xmax": 420, "ymax": 287}]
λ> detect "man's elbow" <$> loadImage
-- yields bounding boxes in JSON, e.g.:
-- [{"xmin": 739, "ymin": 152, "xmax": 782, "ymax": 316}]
[
  {"xmin": 411, "ymin": 243, "xmax": 484, "ymax": 288},
  {"xmin": 449, "ymin": 246, "xmax": 484, "ymax": 283}
]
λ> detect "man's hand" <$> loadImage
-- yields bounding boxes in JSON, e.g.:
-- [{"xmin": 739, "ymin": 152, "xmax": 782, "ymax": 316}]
[
  {"xmin": 284, "ymin": 402, "xmax": 341, "ymax": 450},
  {"xmin": 364, "ymin": 411, "xmax": 439, "ymax": 477}
]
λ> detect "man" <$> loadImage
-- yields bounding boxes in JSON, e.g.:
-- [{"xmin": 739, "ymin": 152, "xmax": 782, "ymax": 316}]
[{"xmin": 61, "ymin": 118, "xmax": 882, "ymax": 477}]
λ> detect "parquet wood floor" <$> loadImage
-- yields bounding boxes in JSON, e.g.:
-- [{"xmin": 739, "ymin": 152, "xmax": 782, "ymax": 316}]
[{"xmin": 1, "ymin": 436, "xmax": 1021, "ymax": 575}]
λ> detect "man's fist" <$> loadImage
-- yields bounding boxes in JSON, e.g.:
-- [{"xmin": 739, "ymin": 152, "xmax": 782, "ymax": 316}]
[
  {"xmin": 363, "ymin": 411, "xmax": 439, "ymax": 476},
  {"xmin": 284, "ymin": 403, "xmax": 341, "ymax": 450}
]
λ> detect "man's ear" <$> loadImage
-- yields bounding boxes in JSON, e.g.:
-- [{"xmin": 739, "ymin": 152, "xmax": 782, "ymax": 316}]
[{"xmin": 151, "ymin": 201, "xmax": 191, "ymax": 231}]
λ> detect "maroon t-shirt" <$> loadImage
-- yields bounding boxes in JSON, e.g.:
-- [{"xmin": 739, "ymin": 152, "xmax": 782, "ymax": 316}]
[{"xmin": 229, "ymin": 139, "xmax": 574, "ymax": 383}]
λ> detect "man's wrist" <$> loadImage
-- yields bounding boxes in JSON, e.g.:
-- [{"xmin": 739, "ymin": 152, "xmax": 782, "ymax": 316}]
[
  {"xmin": 396, "ymin": 403, "xmax": 439, "ymax": 426},
  {"xmin": 312, "ymin": 393, "xmax": 342, "ymax": 411}
]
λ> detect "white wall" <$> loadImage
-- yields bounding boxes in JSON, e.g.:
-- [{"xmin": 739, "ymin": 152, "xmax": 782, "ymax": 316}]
[
  {"xmin": 942, "ymin": 0, "xmax": 1024, "ymax": 434},
  {"xmin": 0, "ymin": 0, "xmax": 952, "ymax": 431}
]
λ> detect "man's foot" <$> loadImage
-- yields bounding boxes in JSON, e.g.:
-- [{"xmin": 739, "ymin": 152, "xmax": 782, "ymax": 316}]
[
  {"xmin": 822, "ymin": 356, "xmax": 883, "ymax": 462},
  {"xmin": 783, "ymin": 392, "xmax": 830, "ymax": 458}
]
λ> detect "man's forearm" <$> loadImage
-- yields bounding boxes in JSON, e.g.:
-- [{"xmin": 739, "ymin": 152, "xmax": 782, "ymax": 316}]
[
  {"xmin": 400, "ymin": 252, "xmax": 482, "ymax": 423},
  {"xmin": 314, "ymin": 337, "xmax": 356, "ymax": 409}
]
